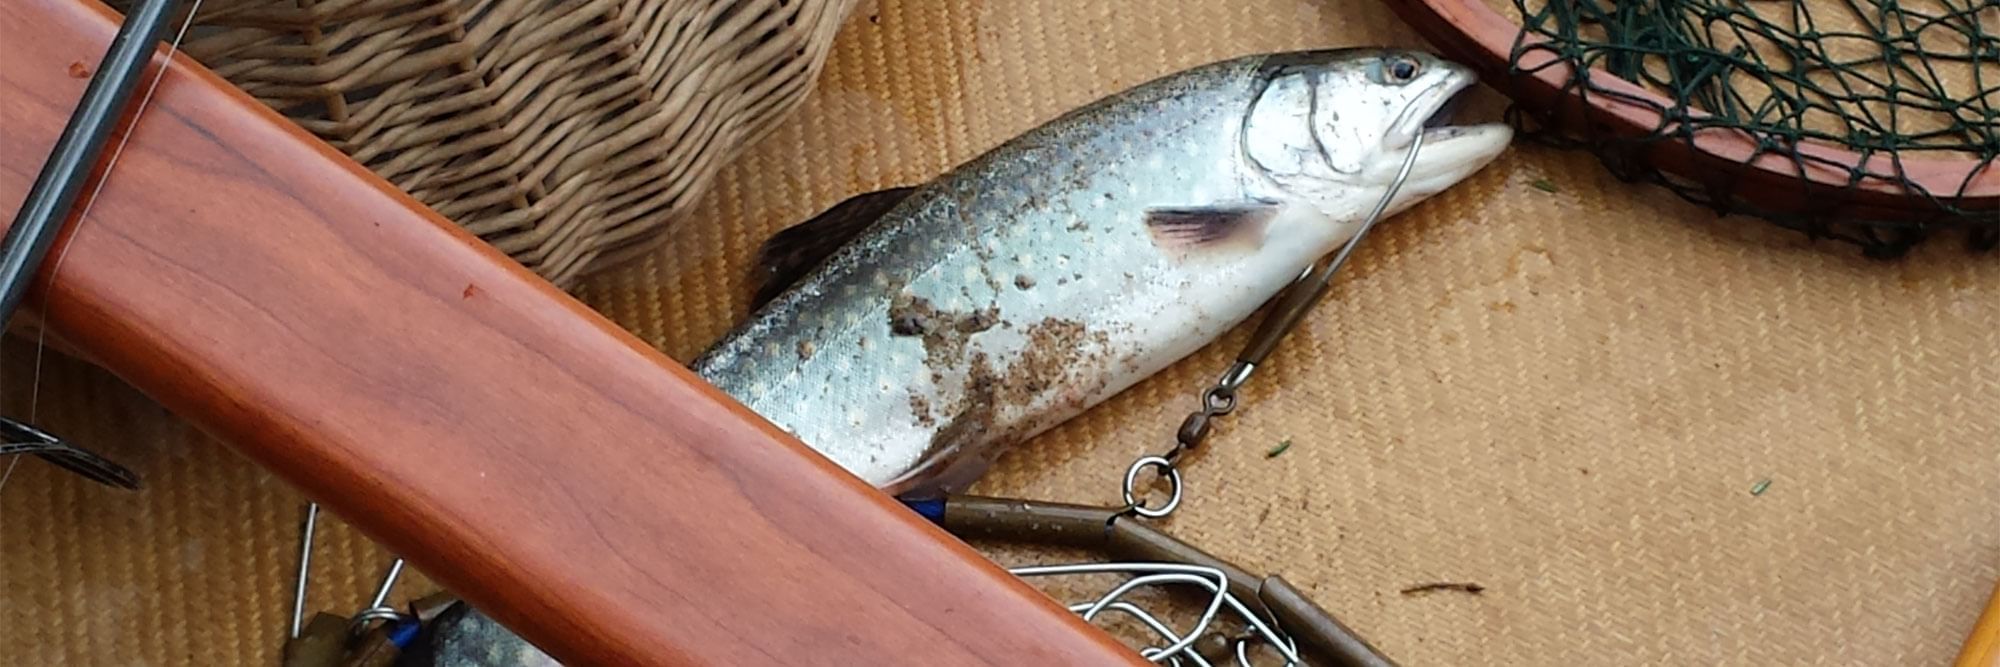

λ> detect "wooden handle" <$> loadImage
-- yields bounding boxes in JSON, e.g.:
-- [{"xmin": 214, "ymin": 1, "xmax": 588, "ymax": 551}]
[
  {"xmin": 0, "ymin": 1, "xmax": 1145, "ymax": 665},
  {"xmin": 1960, "ymin": 580, "xmax": 2000, "ymax": 667}
]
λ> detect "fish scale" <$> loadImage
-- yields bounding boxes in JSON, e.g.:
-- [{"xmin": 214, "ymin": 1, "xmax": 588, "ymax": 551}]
[{"xmin": 692, "ymin": 48, "xmax": 1513, "ymax": 495}]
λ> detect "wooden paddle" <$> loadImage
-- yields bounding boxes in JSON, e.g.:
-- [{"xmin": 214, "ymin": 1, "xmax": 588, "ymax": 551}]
[
  {"xmin": 0, "ymin": 0, "xmax": 1145, "ymax": 664},
  {"xmin": 1961, "ymin": 580, "xmax": 2000, "ymax": 667}
]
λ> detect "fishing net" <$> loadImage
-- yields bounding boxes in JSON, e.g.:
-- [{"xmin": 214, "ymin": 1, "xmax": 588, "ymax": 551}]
[{"xmin": 1500, "ymin": 0, "xmax": 1999, "ymax": 256}]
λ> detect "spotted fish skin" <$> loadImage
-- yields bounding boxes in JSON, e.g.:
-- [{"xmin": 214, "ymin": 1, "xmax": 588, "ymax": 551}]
[{"xmin": 692, "ymin": 48, "xmax": 1513, "ymax": 495}]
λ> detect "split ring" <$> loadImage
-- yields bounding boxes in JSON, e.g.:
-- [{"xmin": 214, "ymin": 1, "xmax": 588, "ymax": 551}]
[{"xmin": 1122, "ymin": 456, "xmax": 1184, "ymax": 518}]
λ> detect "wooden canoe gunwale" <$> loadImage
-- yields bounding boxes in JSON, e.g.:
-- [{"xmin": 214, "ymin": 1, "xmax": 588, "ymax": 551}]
[{"xmin": 0, "ymin": 0, "xmax": 1148, "ymax": 664}]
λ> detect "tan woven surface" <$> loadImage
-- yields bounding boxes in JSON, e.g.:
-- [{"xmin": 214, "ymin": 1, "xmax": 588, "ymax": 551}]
[
  {"xmin": 4, "ymin": 0, "xmax": 1999, "ymax": 664},
  {"xmin": 110, "ymin": 0, "xmax": 856, "ymax": 287}
]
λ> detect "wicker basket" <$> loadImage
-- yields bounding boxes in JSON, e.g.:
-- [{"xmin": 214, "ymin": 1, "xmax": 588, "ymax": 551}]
[{"xmin": 127, "ymin": 0, "xmax": 856, "ymax": 288}]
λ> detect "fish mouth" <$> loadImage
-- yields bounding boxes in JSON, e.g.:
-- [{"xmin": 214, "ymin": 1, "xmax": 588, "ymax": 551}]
[
  {"xmin": 1389, "ymin": 64, "xmax": 1514, "ymax": 194},
  {"xmin": 1422, "ymin": 85, "xmax": 1470, "ymax": 132},
  {"xmin": 1395, "ymin": 68, "xmax": 1485, "ymax": 148}
]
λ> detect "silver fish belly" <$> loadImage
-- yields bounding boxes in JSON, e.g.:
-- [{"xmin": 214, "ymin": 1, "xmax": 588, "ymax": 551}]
[{"xmin": 692, "ymin": 49, "xmax": 1512, "ymax": 495}]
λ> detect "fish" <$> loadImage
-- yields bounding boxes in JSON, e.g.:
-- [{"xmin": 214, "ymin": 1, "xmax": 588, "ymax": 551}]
[
  {"xmin": 692, "ymin": 47, "xmax": 1514, "ymax": 496},
  {"xmin": 392, "ymin": 47, "xmax": 1515, "ymax": 667}
]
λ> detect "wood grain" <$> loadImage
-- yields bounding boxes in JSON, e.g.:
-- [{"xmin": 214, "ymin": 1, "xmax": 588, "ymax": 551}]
[
  {"xmin": 0, "ymin": 1, "xmax": 1145, "ymax": 664},
  {"xmin": 1961, "ymin": 580, "xmax": 2000, "ymax": 667},
  {"xmin": 1386, "ymin": 0, "xmax": 1999, "ymax": 222}
]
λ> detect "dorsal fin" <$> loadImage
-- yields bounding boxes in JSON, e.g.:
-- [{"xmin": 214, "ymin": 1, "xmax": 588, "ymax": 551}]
[{"xmin": 751, "ymin": 186, "xmax": 919, "ymax": 309}]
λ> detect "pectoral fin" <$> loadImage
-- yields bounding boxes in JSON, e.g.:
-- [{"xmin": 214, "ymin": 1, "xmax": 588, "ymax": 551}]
[
  {"xmin": 1144, "ymin": 203, "xmax": 1279, "ymax": 257},
  {"xmin": 752, "ymin": 186, "xmax": 919, "ymax": 309}
]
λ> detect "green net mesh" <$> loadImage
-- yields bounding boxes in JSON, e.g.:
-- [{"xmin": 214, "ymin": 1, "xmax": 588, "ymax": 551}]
[{"xmin": 1505, "ymin": 0, "xmax": 1998, "ymax": 256}]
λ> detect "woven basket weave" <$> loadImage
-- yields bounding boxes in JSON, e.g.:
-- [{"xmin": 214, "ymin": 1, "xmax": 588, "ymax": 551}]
[{"xmin": 121, "ymin": 0, "xmax": 856, "ymax": 288}]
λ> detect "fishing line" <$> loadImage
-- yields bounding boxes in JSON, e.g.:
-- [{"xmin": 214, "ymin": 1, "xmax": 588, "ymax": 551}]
[
  {"xmin": 0, "ymin": 0, "xmax": 206, "ymax": 497},
  {"xmin": 1116, "ymin": 128, "xmax": 1427, "ymax": 520},
  {"xmin": 1040, "ymin": 125, "xmax": 1431, "ymax": 665},
  {"xmin": 1014, "ymin": 561, "xmax": 1305, "ymax": 666}
]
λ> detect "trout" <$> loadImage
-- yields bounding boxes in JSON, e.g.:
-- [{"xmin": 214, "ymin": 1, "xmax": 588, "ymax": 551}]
[
  {"xmin": 408, "ymin": 47, "xmax": 1515, "ymax": 667},
  {"xmin": 694, "ymin": 48, "xmax": 1513, "ymax": 496}
]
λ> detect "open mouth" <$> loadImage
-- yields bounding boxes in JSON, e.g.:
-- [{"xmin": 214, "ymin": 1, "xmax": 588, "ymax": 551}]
[
  {"xmin": 1414, "ymin": 78, "xmax": 1479, "ymax": 143},
  {"xmin": 1408, "ymin": 70, "xmax": 1488, "ymax": 144},
  {"xmin": 1423, "ymin": 85, "xmax": 1470, "ymax": 131}
]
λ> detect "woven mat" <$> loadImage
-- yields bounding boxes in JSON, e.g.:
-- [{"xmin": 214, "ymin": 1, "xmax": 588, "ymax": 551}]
[{"xmin": 4, "ymin": 0, "xmax": 1997, "ymax": 664}]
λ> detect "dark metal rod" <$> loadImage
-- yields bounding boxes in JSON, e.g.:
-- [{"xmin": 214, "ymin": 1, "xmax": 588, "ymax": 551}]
[
  {"xmin": 1260, "ymin": 575, "xmax": 1399, "ymax": 667},
  {"xmin": 0, "ymin": 0, "xmax": 182, "ymax": 326},
  {"xmin": 936, "ymin": 495, "xmax": 1401, "ymax": 666}
]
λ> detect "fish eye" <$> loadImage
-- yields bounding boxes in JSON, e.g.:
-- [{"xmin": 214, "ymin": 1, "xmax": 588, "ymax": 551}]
[
  {"xmin": 1387, "ymin": 56, "xmax": 1420, "ymax": 83},
  {"xmin": 1370, "ymin": 55, "xmax": 1422, "ymax": 85}
]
